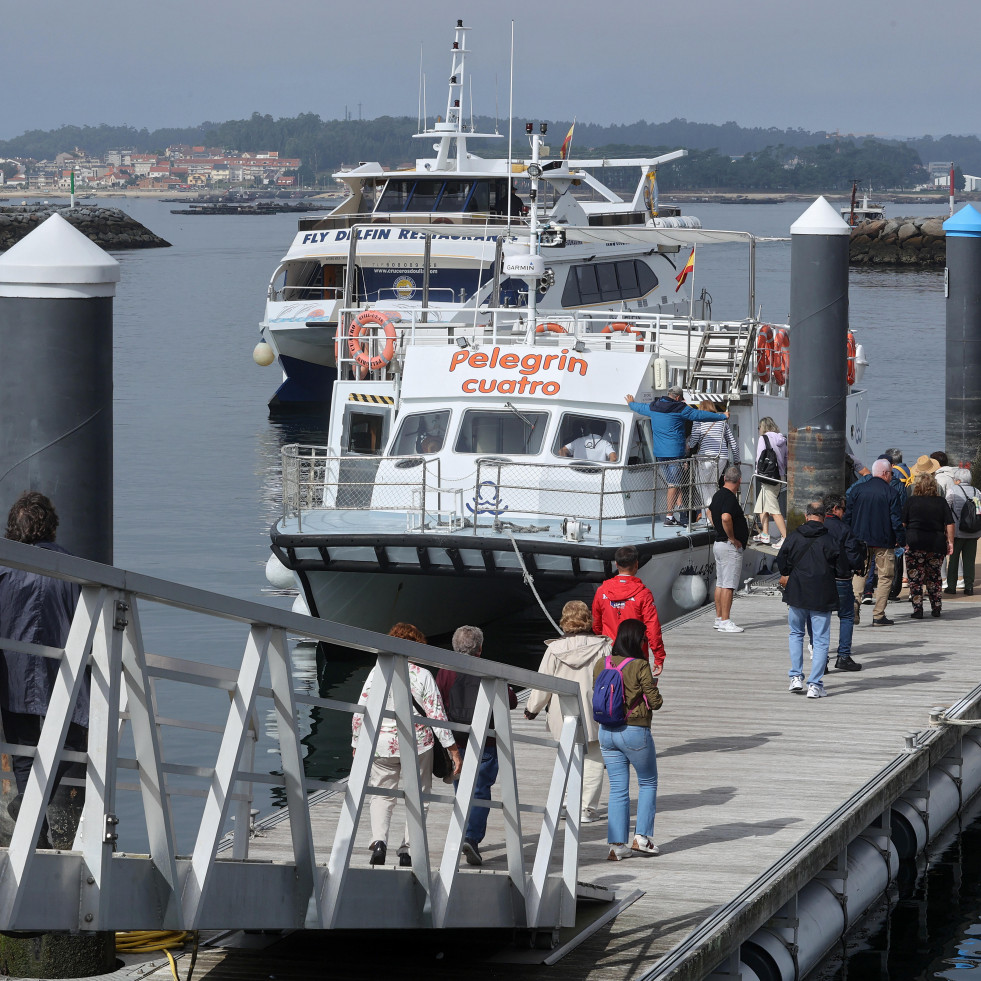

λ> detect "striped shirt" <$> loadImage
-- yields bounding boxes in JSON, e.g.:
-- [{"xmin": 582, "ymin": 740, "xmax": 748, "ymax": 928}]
[{"xmin": 687, "ymin": 419, "xmax": 739, "ymax": 461}]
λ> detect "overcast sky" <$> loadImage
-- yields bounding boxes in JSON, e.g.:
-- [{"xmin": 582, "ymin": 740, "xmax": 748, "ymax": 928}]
[{"xmin": 4, "ymin": 0, "xmax": 978, "ymax": 142}]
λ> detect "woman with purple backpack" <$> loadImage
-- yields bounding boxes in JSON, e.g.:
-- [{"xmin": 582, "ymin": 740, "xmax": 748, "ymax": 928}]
[{"xmin": 592, "ymin": 618, "xmax": 662, "ymax": 861}]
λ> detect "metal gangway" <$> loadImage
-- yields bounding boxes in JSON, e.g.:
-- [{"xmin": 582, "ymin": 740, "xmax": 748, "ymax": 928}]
[{"xmin": 0, "ymin": 538, "xmax": 584, "ymax": 934}]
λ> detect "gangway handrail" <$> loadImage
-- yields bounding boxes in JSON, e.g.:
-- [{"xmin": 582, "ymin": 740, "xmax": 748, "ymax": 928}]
[{"xmin": 0, "ymin": 537, "xmax": 584, "ymax": 935}]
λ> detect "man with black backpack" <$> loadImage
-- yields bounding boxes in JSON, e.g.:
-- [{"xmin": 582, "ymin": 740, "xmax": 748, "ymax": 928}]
[{"xmin": 945, "ymin": 468, "xmax": 981, "ymax": 596}]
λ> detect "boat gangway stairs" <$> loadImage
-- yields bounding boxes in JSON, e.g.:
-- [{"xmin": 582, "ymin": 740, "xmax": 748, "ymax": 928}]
[{"xmin": 0, "ymin": 537, "xmax": 587, "ymax": 938}]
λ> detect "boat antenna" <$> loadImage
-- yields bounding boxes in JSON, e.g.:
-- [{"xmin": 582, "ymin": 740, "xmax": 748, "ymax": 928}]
[
  {"xmin": 417, "ymin": 43, "xmax": 424, "ymax": 133},
  {"xmin": 506, "ymin": 20, "xmax": 514, "ymax": 232},
  {"xmin": 469, "ymin": 76, "xmax": 474, "ymax": 133},
  {"xmin": 495, "ymin": 73, "xmax": 499, "ymax": 134}
]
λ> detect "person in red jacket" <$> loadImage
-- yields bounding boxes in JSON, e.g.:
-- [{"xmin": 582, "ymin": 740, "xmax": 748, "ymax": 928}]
[{"xmin": 592, "ymin": 545, "xmax": 666, "ymax": 674}]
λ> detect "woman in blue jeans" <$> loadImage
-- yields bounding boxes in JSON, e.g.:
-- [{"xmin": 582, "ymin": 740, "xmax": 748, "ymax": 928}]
[{"xmin": 592, "ymin": 619, "xmax": 662, "ymax": 861}]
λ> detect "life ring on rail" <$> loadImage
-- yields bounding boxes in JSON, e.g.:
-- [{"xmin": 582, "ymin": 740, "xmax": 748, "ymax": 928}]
[
  {"xmin": 846, "ymin": 331, "xmax": 857, "ymax": 386},
  {"xmin": 602, "ymin": 321, "xmax": 645, "ymax": 352},
  {"xmin": 755, "ymin": 324, "xmax": 773, "ymax": 382},
  {"xmin": 535, "ymin": 322, "xmax": 567, "ymax": 334},
  {"xmin": 347, "ymin": 309, "xmax": 399, "ymax": 373},
  {"xmin": 771, "ymin": 329, "xmax": 789, "ymax": 386}
]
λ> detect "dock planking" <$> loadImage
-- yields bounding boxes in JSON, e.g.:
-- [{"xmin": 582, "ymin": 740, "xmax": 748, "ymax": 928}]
[{"xmin": 181, "ymin": 585, "xmax": 981, "ymax": 981}]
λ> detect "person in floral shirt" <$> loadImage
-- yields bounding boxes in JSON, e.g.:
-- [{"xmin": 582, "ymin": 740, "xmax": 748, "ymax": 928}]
[{"xmin": 351, "ymin": 622, "xmax": 461, "ymax": 867}]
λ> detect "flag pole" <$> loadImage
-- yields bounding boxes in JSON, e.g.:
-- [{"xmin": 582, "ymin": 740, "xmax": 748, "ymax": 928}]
[{"xmin": 688, "ymin": 244, "xmax": 696, "ymax": 320}]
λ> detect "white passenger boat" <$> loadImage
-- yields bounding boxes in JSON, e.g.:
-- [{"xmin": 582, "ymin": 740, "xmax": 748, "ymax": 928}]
[
  {"xmin": 254, "ymin": 19, "xmax": 703, "ymax": 411},
  {"xmin": 265, "ymin": 22, "xmax": 870, "ymax": 636}
]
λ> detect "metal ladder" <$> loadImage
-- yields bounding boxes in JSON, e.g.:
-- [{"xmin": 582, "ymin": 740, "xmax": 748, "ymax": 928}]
[{"xmin": 687, "ymin": 323, "xmax": 756, "ymax": 398}]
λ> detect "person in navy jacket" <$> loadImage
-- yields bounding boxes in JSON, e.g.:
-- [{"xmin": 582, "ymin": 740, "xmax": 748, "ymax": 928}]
[{"xmin": 625, "ymin": 386, "xmax": 728, "ymax": 525}]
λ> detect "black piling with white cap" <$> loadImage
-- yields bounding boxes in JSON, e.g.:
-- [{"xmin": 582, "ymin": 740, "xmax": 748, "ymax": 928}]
[
  {"xmin": 787, "ymin": 197, "xmax": 851, "ymax": 528},
  {"xmin": 0, "ymin": 213, "xmax": 119, "ymax": 563},
  {"xmin": 943, "ymin": 204, "xmax": 981, "ymax": 472}
]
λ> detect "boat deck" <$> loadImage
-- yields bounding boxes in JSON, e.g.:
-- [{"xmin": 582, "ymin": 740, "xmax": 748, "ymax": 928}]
[{"xmin": 161, "ymin": 585, "xmax": 981, "ymax": 981}]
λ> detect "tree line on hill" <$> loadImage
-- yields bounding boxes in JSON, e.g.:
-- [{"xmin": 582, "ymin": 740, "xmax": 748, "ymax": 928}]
[{"xmin": 1, "ymin": 113, "xmax": 977, "ymax": 192}]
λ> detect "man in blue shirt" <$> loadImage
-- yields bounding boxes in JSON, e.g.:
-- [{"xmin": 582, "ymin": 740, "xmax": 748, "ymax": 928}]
[{"xmin": 625, "ymin": 386, "xmax": 728, "ymax": 525}]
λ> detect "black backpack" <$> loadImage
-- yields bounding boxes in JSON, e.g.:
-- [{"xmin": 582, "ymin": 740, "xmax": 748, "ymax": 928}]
[
  {"xmin": 756, "ymin": 434, "xmax": 781, "ymax": 486},
  {"xmin": 959, "ymin": 485, "xmax": 981, "ymax": 534}
]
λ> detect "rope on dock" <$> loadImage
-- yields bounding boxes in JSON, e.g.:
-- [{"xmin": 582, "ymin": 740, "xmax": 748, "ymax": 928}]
[
  {"xmin": 504, "ymin": 528, "xmax": 563, "ymax": 635},
  {"xmin": 115, "ymin": 931, "xmax": 198, "ymax": 981}
]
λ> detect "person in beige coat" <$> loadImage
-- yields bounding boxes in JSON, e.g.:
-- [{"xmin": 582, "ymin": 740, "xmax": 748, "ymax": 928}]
[{"xmin": 524, "ymin": 600, "xmax": 610, "ymax": 824}]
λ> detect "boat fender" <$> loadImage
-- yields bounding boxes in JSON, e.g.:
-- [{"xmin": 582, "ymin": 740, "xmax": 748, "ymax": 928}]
[
  {"xmin": 755, "ymin": 325, "xmax": 773, "ymax": 382},
  {"xmin": 854, "ymin": 342, "xmax": 868, "ymax": 383},
  {"xmin": 252, "ymin": 341, "xmax": 276, "ymax": 367},
  {"xmin": 770, "ymin": 329, "xmax": 789, "ymax": 386},
  {"xmin": 671, "ymin": 573, "xmax": 707, "ymax": 610},
  {"xmin": 653, "ymin": 357, "xmax": 670, "ymax": 390},
  {"xmin": 265, "ymin": 553, "xmax": 295, "ymax": 590},
  {"xmin": 846, "ymin": 331, "xmax": 857, "ymax": 386},
  {"xmin": 291, "ymin": 593, "xmax": 310, "ymax": 617},
  {"xmin": 347, "ymin": 309, "xmax": 399, "ymax": 373},
  {"xmin": 535, "ymin": 322, "xmax": 567, "ymax": 334}
]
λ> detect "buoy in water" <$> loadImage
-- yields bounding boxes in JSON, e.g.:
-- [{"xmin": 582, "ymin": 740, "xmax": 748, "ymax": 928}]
[
  {"xmin": 671, "ymin": 573, "xmax": 708, "ymax": 610},
  {"xmin": 253, "ymin": 341, "xmax": 276, "ymax": 366},
  {"xmin": 265, "ymin": 553, "xmax": 295, "ymax": 590}
]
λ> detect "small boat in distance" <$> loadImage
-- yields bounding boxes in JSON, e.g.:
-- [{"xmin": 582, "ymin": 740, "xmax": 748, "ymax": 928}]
[{"xmin": 842, "ymin": 181, "xmax": 886, "ymax": 226}]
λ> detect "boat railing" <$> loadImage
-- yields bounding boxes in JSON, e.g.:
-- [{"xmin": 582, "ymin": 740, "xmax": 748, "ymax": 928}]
[
  {"xmin": 269, "ymin": 284, "xmax": 345, "ymax": 303},
  {"xmin": 296, "ymin": 211, "xmax": 520, "ymax": 233},
  {"xmin": 472, "ymin": 457, "xmax": 708, "ymax": 544},
  {"xmin": 282, "ymin": 444, "xmax": 441, "ymax": 530}
]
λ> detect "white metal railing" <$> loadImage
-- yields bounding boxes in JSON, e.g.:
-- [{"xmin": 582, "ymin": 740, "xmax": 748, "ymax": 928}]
[{"xmin": 0, "ymin": 538, "xmax": 584, "ymax": 932}]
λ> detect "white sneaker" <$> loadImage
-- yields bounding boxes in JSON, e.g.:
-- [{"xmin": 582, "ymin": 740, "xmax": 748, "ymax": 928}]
[
  {"xmin": 713, "ymin": 617, "xmax": 723, "ymax": 629},
  {"xmin": 580, "ymin": 809, "xmax": 599, "ymax": 825},
  {"xmin": 631, "ymin": 835, "xmax": 660, "ymax": 856},
  {"xmin": 752, "ymin": 533, "xmax": 771, "ymax": 544},
  {"xmin": 807, "ymin": 683, "xmax": 827, "ymax": 699},
  {"xmin": 789, "ymin": 676, "xmax": 804, "ymax": 693},
  {"xmin": 718, "ymin": 620, "xmax": 744, "ymax": 633},
  {"xmin": 607, "ymin": 844, "xmax": 633, "ymax": 861}
]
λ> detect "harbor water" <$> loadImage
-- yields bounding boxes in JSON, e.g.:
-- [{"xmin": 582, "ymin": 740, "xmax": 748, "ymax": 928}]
[{"xmin": 71, "ymin": 197, "xmax": 969, "ymax": 974}]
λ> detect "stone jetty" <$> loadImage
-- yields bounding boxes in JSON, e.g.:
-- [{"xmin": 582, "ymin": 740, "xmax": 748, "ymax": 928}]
[
  {"xmin": 0, "ymin": 205, "xmax": 170, "ymax": 252},
  {"xmin": 849, "ymin": 215, "xmax": 945, "ymax": 267}
]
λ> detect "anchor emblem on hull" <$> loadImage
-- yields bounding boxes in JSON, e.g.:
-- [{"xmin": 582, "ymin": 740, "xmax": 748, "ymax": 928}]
[{"xmin": 466, "ymin": 480, "xmax": 510, "ymax": 516}]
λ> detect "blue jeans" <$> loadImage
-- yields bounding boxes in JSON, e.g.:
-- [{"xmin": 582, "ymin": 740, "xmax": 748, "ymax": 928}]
[
  {"xmin": 788, "ymin": 607, "xmax": 831, "ymax": 686},
  {"xmin": 835, "ymin": 579, "xmax": 854, "ymax": 656},
  {"xmin": 456, "ymin": 745, "xmax": 499, "ymax": 844},
  {"xmin": 598, "ymin": 725, "xmax": 658, "ymax": 844}
]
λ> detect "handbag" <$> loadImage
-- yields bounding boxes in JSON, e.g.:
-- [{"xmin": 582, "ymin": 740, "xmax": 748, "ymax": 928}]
[{"xmin": 412, "ymin": 695, "xmax": 453, "ymax": 778}]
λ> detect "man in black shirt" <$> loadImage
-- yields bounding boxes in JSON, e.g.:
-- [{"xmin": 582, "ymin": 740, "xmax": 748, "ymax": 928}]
[{"xmin": 709, "ymin": 465, "xmax": 749, "ymax": 633}]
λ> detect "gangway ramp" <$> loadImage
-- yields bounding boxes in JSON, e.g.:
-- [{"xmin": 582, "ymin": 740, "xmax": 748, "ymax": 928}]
[{"xmin": 0, "ymin": 538, "xmax": 585, "ymax": 935}]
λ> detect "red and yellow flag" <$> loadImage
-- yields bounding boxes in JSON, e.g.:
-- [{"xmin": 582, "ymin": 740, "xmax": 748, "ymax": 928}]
[
  {"xmin": 560, "ymin": 123, "xmax": 575, "ymax": 160},
  {"xmin": 674, "ymin": 248, "xmax": 695, "ymax": 292}
]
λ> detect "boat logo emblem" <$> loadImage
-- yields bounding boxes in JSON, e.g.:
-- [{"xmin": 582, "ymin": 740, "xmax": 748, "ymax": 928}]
[
  {"xmin": 393, "ymin": 276, "xmax": 417, "ymax": 299},
  {"xmin": 466, "ymin": 480, "xmax": 509, "ymax": 516}
]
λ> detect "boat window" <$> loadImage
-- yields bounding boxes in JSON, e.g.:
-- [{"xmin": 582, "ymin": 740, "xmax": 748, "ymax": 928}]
[
  {"xmin": 437, "ymin": 181, "xmax": 472, "ymax": 212},
  {"xmin": 281, "ymin": 261, "xmax": 324, "ymax": 301},
  {"xmin": 390, "ymin": 410, "xmax": 451, "ymax": 455},
  {"xmin": 342, "ymin": 407, "xmax": 390, "ymax": 456},
  {"xmin": 407, "ymin": 180, "xmax": 443, "ymax": 213},
  {"xmin": 454, "ymin": 409, "xmax": 548, "ymax": 455},
  {"xmin": 553, "ymin": 414, "xmax": 621, "ymax": 462},
  {"xmin": 560, "ymin": 260, "xmax": 659, "ymax": 307},
  {"xmin": 377, "ymin": 179, "xmax": 415, "ymax": 212},
  {"xmin": 627, "ymin": 421, "xmax": 654, "ymax": 465},
  {"xmin": 467, "ymin": 181, "xmax": 490, "ymax": 212}
]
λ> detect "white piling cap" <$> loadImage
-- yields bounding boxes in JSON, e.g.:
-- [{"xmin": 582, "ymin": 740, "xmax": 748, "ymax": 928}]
[
  {"xmin": 0, "ymin": 212, "xmax": 120, "ymax": 298},
  {"xmin": 790, "ymin": 196, "xmax": 851, "ymax": 236}
]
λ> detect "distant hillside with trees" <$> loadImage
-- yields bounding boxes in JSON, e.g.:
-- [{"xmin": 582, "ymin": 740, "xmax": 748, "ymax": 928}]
[{"xmin": 2, "ymin": 114, "xmax": 979, "ymax": 191}]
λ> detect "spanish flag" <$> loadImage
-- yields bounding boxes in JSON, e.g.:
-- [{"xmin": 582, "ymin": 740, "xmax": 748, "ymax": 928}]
[
  {"xmin": 560, "ymin": 123, "xmax": 575, "ymax": 160},
  {"xmin": 675, "ymin": 248, "xmax": 695, "ymax": 292}
]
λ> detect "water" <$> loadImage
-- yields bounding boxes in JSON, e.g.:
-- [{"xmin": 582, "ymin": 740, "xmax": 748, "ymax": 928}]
[{"xmin": 95, "ymin": 198, "xmax": 960, "ymax": 955}]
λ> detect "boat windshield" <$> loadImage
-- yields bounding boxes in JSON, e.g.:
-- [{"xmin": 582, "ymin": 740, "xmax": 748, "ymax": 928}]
[
  {"xmin": 390, "ymin": 410, "xmax": 451, "ymax": 455},
  {"xmin": 554, "ymin": 414, "xmax": 622, "ymax": 462},
  {"xmin": 454, "ymin": 409, "xmax": 548, "ymax": 455},
  {"xmin": 375, "ymin": 178, "xmax": 515, "ymax": 215}
]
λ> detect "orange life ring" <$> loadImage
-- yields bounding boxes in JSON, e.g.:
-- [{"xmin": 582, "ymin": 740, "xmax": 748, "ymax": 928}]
[
  {"xmin": 755, "ymin": 324, "xmax": 773, "ymax": 382},
  {"xmin": 602, "ymin": 321, "xmax": 645, "ymax": 352},
  {"xmin": 771, "ymin": 329, "xmax": 789, "ymax": 386},
  {"xmin": 846, "ymin": 331, "xmax": 857, "ymax": 386},
  {"xmin": 535, "ymin": 322, "xmax": 567, "ymax": 334},
  {"xmin": 347, "ymin": 309, "xmax": 399, "ymax": 373}
]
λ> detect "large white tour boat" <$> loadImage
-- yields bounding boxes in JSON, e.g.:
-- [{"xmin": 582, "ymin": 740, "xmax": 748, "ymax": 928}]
[{"xmin": 263, "ymin": 21, "xmax": 870, "ymax": 636}]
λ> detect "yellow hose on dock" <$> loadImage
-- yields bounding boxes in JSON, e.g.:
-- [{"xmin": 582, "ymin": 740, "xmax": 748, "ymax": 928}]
[{"xmin": 115, "ymin": 930, "xmax": 198, "ymax": 981}]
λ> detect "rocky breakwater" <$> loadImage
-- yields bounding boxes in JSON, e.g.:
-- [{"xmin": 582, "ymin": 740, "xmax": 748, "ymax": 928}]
[
  {"xmin": 0, "ymin": 204, "xmax": 170, "ymax": 252},
  {"xmin": 849, "ymin": 215, "xmax": 945, "ymax": 267}
]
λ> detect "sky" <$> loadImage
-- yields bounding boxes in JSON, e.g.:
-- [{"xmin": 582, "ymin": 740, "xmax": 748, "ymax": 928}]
[{"xmin": 3, "ymin": 0, "xmax": 979, "ymax": 142}]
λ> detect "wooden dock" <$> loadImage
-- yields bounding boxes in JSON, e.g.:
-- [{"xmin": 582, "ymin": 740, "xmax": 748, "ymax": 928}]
[{"xmin": 170, "ymin": 584, "xmax": 981, "ymax": 981}]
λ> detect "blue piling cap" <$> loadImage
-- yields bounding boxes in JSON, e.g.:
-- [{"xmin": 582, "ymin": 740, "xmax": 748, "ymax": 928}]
[{"xmin": 944, "ymin": 204, "xmax": 981, "ymax": 238}]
